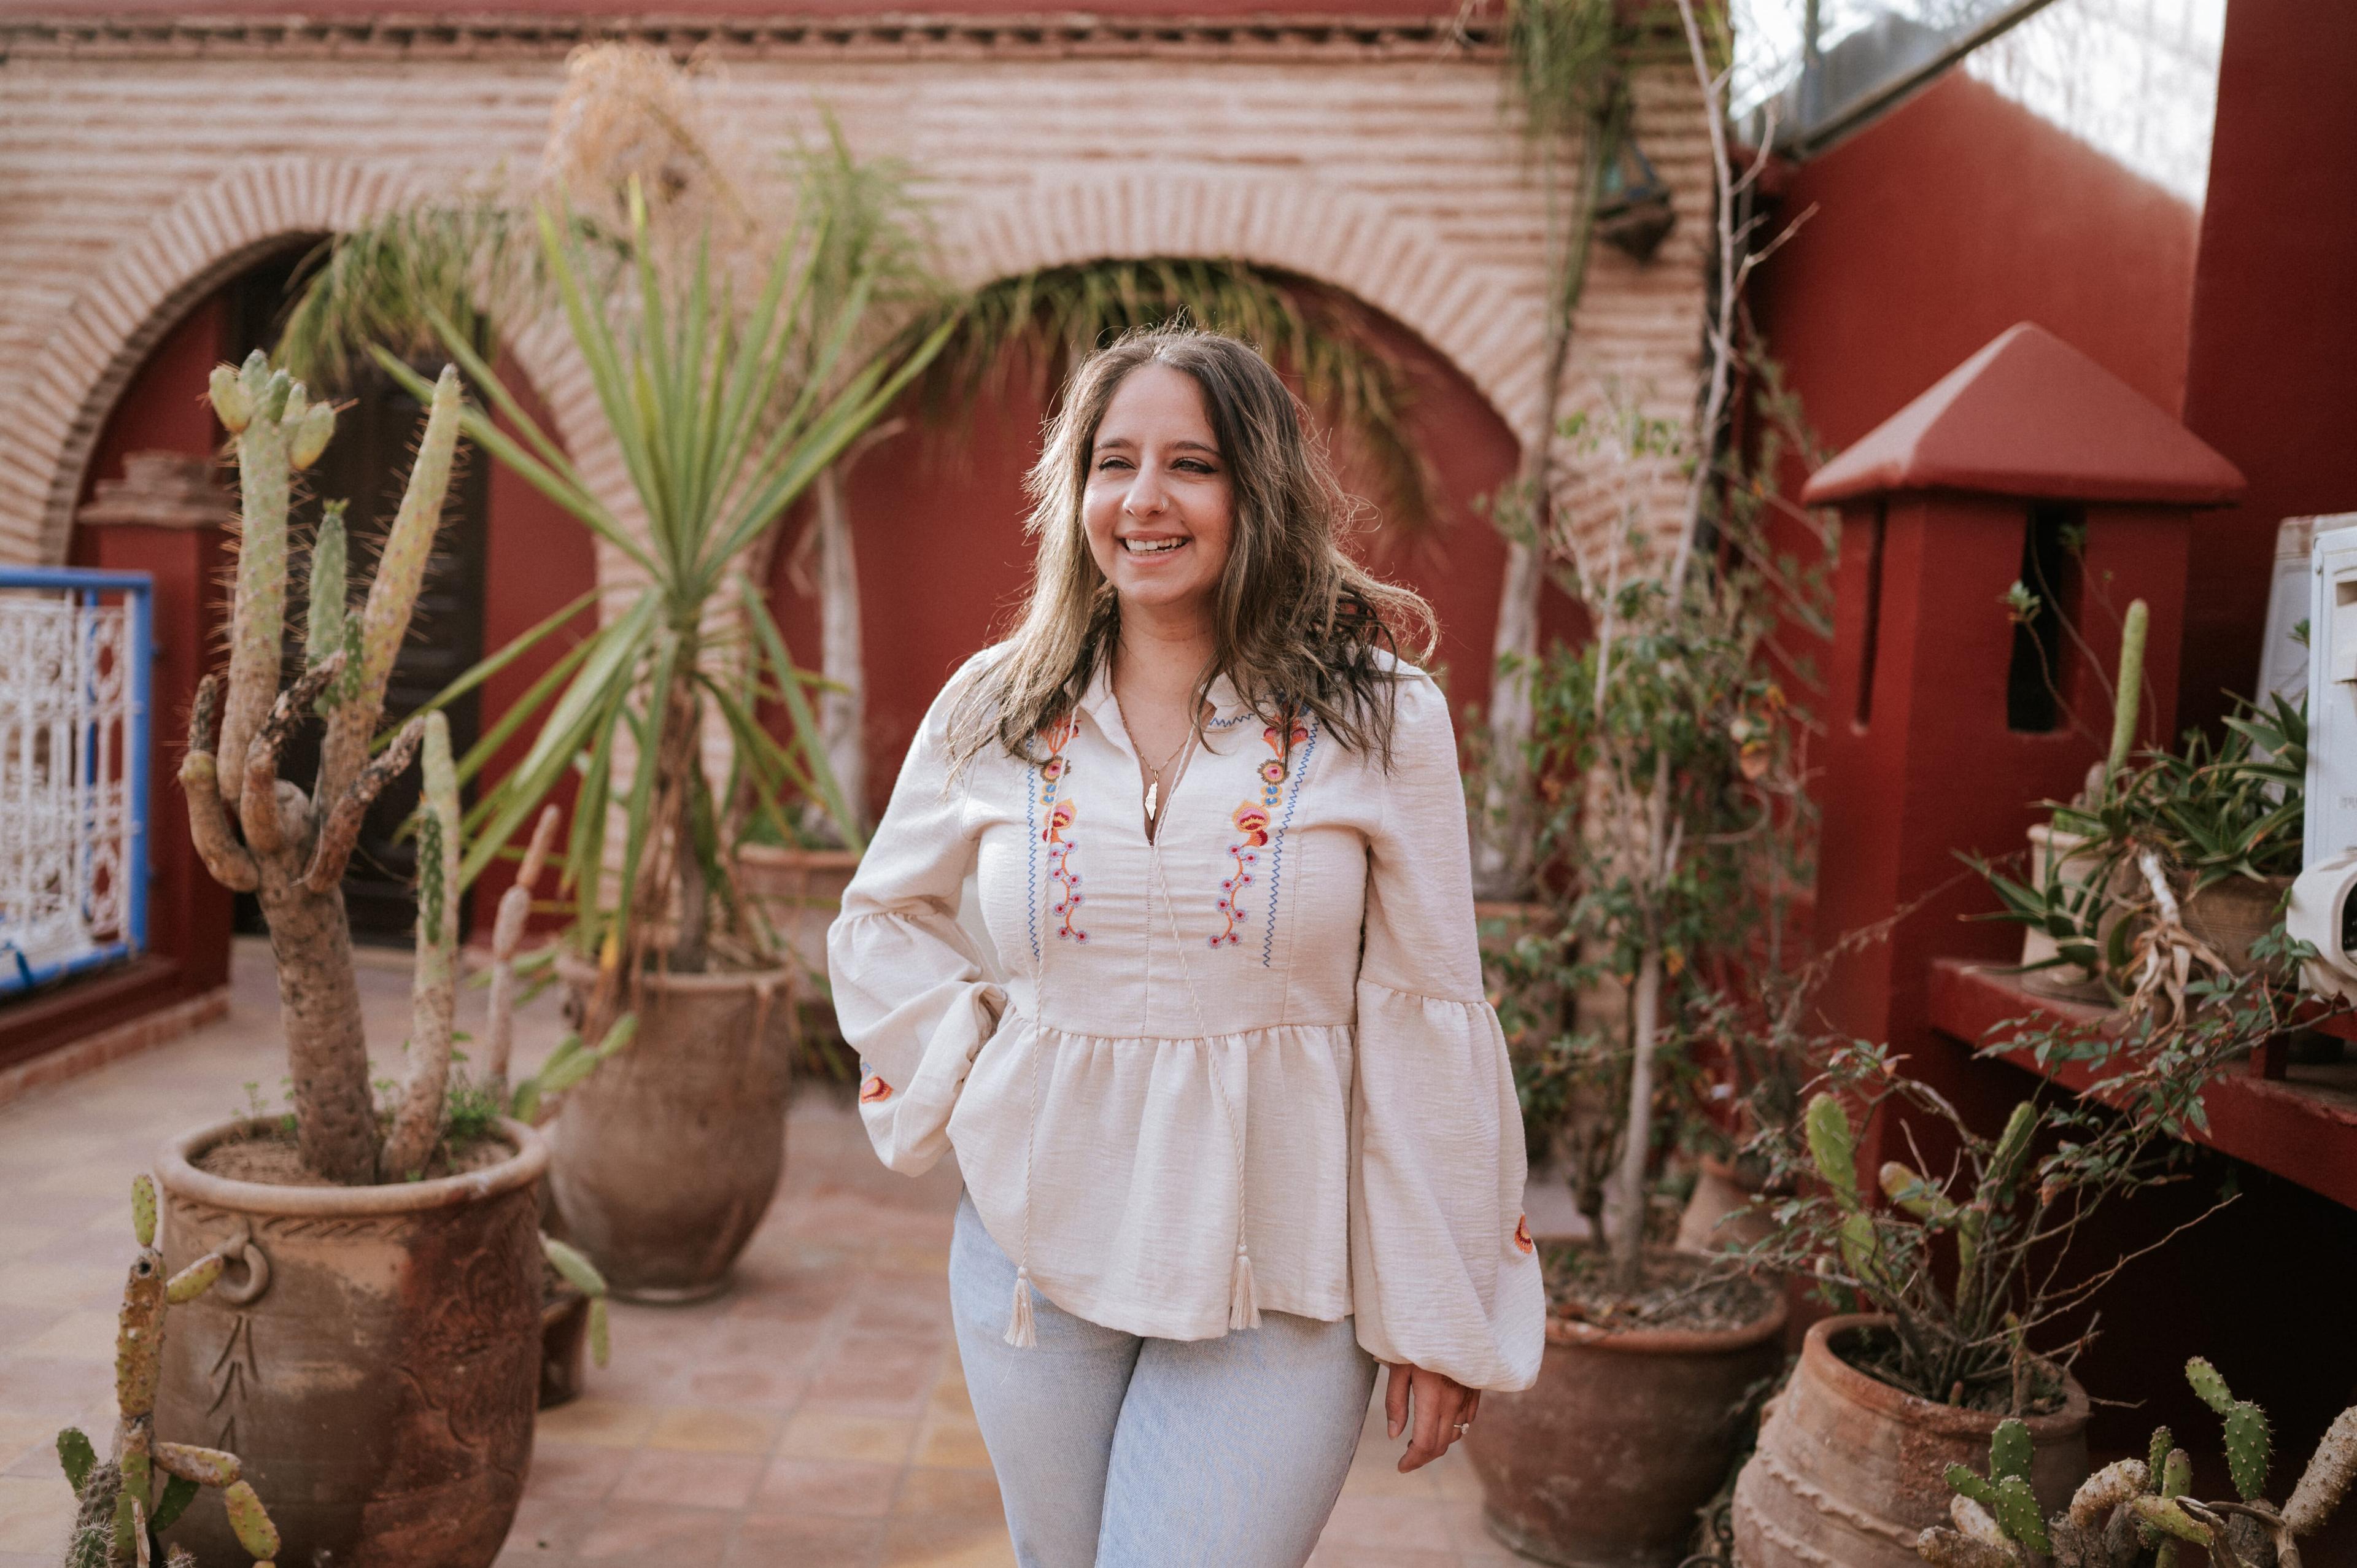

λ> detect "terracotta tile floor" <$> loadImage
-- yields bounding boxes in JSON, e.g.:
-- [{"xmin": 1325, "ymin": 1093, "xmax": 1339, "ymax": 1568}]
[{"xmin": 0, "ymin": 941, "xmax": 1535, "ymax": 1568}]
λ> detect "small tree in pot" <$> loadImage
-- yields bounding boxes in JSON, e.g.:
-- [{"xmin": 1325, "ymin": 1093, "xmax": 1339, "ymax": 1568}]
[{"xmin": 155, "ymin": 353, "xmax": 553, "ymax": 1568}]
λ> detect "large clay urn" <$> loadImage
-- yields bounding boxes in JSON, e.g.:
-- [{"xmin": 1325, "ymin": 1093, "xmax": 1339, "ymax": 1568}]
[
  {"xmin": 1732, "ymin": 1314, "xmax": 2091, "ymax": 1568},
  {"xmin": 1465, "ymin": 1248, "xmax": 1788, "ymax": 1568},
  {"xmin": 153, "ymin": 1117, "xmax": 548, "ymax": 1568},
  {"xmin": 549, "ymin": 956, "xmax": 795, "ymax": 1300}
]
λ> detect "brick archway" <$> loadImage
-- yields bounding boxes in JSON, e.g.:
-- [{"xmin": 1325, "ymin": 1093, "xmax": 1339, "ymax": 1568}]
[
  {"xmin": 4, "ymin": 156, "xmax": 611, "ymax": 566},
  {"xmin": 939, "ymin": 171, "xmax": 1544, "ymax": 446}
]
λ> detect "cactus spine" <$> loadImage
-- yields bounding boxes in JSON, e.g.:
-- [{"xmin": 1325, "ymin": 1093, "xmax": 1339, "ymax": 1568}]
[
  {"xmin": 185, "ymin": 353, "xmax": 464, "ymax": 1184},
  {"xmin": 58, "ymin": 1178, "xmax": 274, "ymax": 1568},
  {"xmin": 383, "ymin": 711, "xmax": 461, "ymax": 1181}
]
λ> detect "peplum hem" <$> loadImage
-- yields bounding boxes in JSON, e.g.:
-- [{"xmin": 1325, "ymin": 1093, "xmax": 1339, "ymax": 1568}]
[{"xmin": 949, "ymin": 1014, "xmax": 1358, "ymax": 1344}]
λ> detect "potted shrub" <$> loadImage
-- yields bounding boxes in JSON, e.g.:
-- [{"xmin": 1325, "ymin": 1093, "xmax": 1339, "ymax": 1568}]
[
  {"xmin": 1731, "ymin": 970, "xmax": 2287, "ymax": 1568},
  {"xmin": 306, "ymin": 182, "xmax": 950, "ymax": 1300},
  {"xmin": 1917, "ymin": 1356, "xmax": 2357, "ymax": 1568},
  {"xmin": 1461, "ymin": 342, "xmax": 1832, "ymax": 1568},
  {"xmin": 152, "ymin": 355, "xmax": 549, "ymax": 1567}
]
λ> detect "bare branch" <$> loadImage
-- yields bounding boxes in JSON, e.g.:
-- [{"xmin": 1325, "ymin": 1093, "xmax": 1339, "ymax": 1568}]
[
  {"xmin": 239, "ymin": 653, "xmax": 344, "ymax": 855},
  {"xmin": 303, "ymin": 716, "xmax": 426, "ymax": 894}
]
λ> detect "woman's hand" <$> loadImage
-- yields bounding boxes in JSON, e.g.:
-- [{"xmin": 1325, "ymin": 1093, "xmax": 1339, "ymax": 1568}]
[{"xmin": 1382, "ymin": 1361, "xmax": 1480, "ymax": 1472}]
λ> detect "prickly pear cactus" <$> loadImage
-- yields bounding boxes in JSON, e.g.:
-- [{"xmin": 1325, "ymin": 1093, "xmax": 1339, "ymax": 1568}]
[{"xmin": 55, "ymin": 1178, "xmax": 275, "ymax": 1567}]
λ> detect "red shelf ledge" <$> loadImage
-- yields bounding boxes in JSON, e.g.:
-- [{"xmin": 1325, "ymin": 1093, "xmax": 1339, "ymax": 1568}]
[{"xmin": 1927, "ymin": 958, "xmax": 2357, "ymax": 1212}]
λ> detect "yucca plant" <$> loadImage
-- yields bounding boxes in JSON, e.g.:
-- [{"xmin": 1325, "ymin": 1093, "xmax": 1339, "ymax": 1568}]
[{"xmin": 351, "ymin": 187, "xmax": 952, "ymax": 1047}]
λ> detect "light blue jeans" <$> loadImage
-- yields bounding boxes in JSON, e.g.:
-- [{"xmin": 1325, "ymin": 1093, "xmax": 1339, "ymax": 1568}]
[{"xmin": 949, "ymin": 1189, "xmax": 1378, "ymax": 1568}]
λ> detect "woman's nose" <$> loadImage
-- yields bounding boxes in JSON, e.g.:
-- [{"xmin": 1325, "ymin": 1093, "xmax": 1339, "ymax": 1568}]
[{"xmin": 1124, "ymin": 464, "xmax": 1172, "ymax": 516}]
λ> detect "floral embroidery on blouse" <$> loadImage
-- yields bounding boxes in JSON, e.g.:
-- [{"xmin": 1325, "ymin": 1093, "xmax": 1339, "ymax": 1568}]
[
  {"xmin": 860, "ymin": 1075, "xmax": 893, "ymax": 1104},
  {"xmin": 1211, "ymin": 716, "xmax": 1313, "ymax": 952},
  {"xmin": 1032, "ymin": 714, "xmax": 1087, "ymax": 946},
  {"xmin": 1514, "ymin": 1215, "xmax": 1535, "ymax": 1254},
  {"xmin": 1260, "ymin": 715, "xmax": 1317, "ymax": 968},
  {"xmin": 1213, "ymin": 801, "xmax": 1271, "ymax": 947}
]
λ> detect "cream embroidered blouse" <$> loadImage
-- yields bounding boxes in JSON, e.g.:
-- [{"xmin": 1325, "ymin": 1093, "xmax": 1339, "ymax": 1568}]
[{"xmin": 826, "ymin": 648, "xmax": 1546, "ymax": 1392}]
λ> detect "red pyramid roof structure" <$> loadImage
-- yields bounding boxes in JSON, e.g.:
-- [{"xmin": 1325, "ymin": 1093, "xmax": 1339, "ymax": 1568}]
[{"xmin": 1802, "ymin": 322, "xmax": 2246, "ymax": 507}]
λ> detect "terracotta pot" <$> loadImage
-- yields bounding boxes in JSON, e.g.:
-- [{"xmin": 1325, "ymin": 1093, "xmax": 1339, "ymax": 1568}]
[
  {"xmin": 2183, "ymin": 873, "xmax": 2293, "ymax": 974},
  {"xmin": 539, "ymin": 1284, "xmax": 589, "ymax": 1410},
  {"xmin": 1674, "ymin": 1154, "xmax": 1775, "ymax": 1256},
  {"xmin": 153, "ymin": 1116, "xmax": 547, "ymax": 1568},
  {"xmin": 736, "ymin": 844, "xmax": 861, "ymax": 984},
  {"xmin": 1732, "ymin": 1314, "xmax": 2090, "ymax": 1568},
  {"xmin": 2019, "ymin": 824, "xmax": 2113, "ymax": 1002},
  {"xmin": 1465, "ymin": 1248, "xmax": 1788, "ymax": 1568},
  {"xmin": 550, "ymin": 956, "xmax": 795, "ymax": 1302}
]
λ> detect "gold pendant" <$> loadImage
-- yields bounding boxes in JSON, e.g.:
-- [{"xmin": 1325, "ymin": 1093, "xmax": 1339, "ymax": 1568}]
[{"xmin": 1144, "ymin": 780, "xmax": 1159, "ymax": 820}]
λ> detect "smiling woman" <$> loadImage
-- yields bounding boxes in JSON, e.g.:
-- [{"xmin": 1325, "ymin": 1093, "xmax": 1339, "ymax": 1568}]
[{"xmin": 827, "ymin": 325, "xmax": 1544, "ymax": 1568}]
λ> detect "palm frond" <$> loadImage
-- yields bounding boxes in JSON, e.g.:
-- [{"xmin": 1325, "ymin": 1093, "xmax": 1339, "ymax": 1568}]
[
  {"xmin": 1499, "ymin": 0, "xmax": 1624, "ymax": 144},
  {"xmin": 906, "ymin": 255, "xmax": 1438, "ymax": 531}
]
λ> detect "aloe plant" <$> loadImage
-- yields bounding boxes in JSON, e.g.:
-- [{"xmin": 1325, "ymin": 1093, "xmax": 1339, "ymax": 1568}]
[{"xmin": 339, "ymin": 186, "xmax": 950, "ymax": 1051}]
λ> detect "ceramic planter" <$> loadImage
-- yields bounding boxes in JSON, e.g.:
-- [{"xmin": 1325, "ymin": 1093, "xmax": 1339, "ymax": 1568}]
[
  {"xmin": 153, "ymin": 1116, "xmax": 548, "ymax": 1568},
  {"xmin": 539, "ymin": 1284, "xmax": 590, "ymax": 1410},
  {"xmin": 1673, "ymin": 1154, "xmax": 1776, "ymax": 1257},
  {"xmin": 549, "ymin": 956, "xmax": 795, "ymax": 1301},
  {"xmin": 1465, "ymin": 1245, "xmax": 1787, "ymax": 1568},
  {"xmin": 736, "ymin": 844, "xmax": 861, "ymax": 985},
  {"xmin": 1731, "ymin": 1314, "xmax": 2089, "ymax": 1568},
  {"xmin": 2182, "ymin": 873, "xmax": 2293, "ymax": 975},
  {"xmin": 2019, "ymin": 823, "xmax": 2114, "ymax": 1002}
]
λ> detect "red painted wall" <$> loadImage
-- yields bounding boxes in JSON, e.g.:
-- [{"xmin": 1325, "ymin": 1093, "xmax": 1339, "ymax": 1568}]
[
  {"xmin": 0, "ymin": 0, "xmax": 1463, "ymax": 17},
  {"xmin": 1752, "ymin": 70, "xmax": 2200, "ymax": 460},
  {"xmin": 2175, "ymin": 0, "xmax": 2357, "ymax": 736},
  {"xmin": 768, "ymin": 307, "xmax": 1575, "ymax": 822},
  {"xmin": 467, "ymin": 358, "xmax": 600, "ymax": 935},
  {"xmin": 69, "ymin": 298, "xmax": 237, "ymax": 1006}
]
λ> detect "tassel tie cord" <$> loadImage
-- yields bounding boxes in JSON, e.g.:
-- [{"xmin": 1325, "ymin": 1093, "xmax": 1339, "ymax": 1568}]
[{"xmin": 1003, "ymin": 729, "xmax": 1261, "ymax": 1347}]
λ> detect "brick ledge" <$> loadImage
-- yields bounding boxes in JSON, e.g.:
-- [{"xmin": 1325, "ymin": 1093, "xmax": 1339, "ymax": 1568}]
[{"xmin": 0, "ymin": 984, "xmax": 231, "ymax": 1114}]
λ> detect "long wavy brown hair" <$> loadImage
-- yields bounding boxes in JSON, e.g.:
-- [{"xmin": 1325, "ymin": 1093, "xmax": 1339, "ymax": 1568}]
[{"xmin": 946, "ymin": 325, "xmax": 1437, "ymax": 771}]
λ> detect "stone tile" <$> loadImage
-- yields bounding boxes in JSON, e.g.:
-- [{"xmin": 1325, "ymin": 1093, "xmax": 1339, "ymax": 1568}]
[
  {"xmin": 911, "ymin": 1411, "xmax": 992, "ymax": 1470},
  {"xmin": 756, "ymin": 1456, "xmax": 902, "ymax": 1518},
  {"xmin": 894, "ymin": 1466, "xmax": 1000, "ymax": 1516},
  {"xmin": 1317, "ymin": 1494, "xmax": 1460, "ymax": 1554},
  {"xmin": 805, "ymin": 1336, "xmax": 946, "ymax": 1412},
  {"xmin": 682, "ymin": 1360, "xmax": 811, "ymax": 1411},
  {"xmin": 15, "ymin": 1310, "xmax": 114, "ymax": 1364},
  {"xmin": 573, "ymin": 1500, "xmax": 741, "ymax": 1562},
  {"xmin": 1306, "ymin": 1548, "xmax": 1458, "ymax": 1568},
  {"xmin": 0, "ymin": 1360, "xmax": 104, "ymax": 1421},
  {"xmin": 533, "ymin": 1396, "xmax": 658, "ymax": 1449},
  {"xmin": 645, "ymin": 1405, "xmax": 781, "ymax": 1454},
  {"xmin": 878, "ymin": 1510, "xmax": 1018, "ymax": 1568},
  {"xmin": 777, "ymin": 1409, "xmax": 919, "ymax": 1466},
  {"xmin": 0, "ymin": 1308, "xmax": 65, "ymax": 1359},
  {"xmin": 0, "ymin": 1415, "xmax": 60, "ymax": 1473},
  {"xmin": 522, "ymin": 1440, "xmax": 630, "ymax": 1501},
  {"xmin": 725, "ymin": 1510, "xmax": 886, "ymax": 1567},
  {"xmin": 610, "ymin": 1447, "xmax": 764, "ymax": 1511},
  {"xmin": 0, "ymin": 1475, "xmax": 74, "ymax": 1555},
  {"xmin": 496, "ymin": 1490, "xmax": 599, "ymax": 1564}
]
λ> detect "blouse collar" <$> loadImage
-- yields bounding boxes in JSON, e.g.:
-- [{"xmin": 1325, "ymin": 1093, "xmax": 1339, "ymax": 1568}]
[{"xmin": 1074, "ymin": 659, "xmax": 1253, "ymax": 748}]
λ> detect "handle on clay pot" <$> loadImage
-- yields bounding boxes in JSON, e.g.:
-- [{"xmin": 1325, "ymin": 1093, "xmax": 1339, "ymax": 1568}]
[{"xmin": 212, "ymin": 1222, "xmax": 273, "ymax": 1306}]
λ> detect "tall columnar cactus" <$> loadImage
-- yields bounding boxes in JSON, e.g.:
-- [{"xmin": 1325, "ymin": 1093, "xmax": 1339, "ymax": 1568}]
[
  {"xmin": 2103, "ymin": 598, "xmax": 2151, "ymax": 794},
  {"xmin": 185, "ymin": 351, "xmax": 462, "ymax": 1184},
  {"xmin": 382, "ymin": 712, "xmax": 462, "ymax": 1180},
  {"xmin": 1921, "ymin": 1356, "xmax": 2357, "ymax": 1568},
  {"xmin": 485, "ymin": 806, "xmax": 561, "ymax": 1100},
  {"xmin": 57, "ymin": 1177, "xmax": 279, "ymax": 1568}
]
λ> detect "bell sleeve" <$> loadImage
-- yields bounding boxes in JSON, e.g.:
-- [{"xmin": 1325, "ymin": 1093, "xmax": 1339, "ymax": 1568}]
[
  {"xmin": 826, "ymin": 663, "xmax": 1007, "ymax": 1176},
  {"xmin": 1348, "ymin": 670, "xmax": 1547, "ymax": 1392}
]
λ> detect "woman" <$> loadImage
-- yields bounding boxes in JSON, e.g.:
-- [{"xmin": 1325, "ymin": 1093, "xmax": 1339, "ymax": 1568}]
[{"xmin": 827, "ymin": 326, "xmax": 1542, "ymax": 1567}]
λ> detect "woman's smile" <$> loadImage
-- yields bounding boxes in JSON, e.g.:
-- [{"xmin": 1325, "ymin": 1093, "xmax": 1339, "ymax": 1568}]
[{"xmin": 1083, "ymin": 362, "xmax": 1236, "ymax": 614}]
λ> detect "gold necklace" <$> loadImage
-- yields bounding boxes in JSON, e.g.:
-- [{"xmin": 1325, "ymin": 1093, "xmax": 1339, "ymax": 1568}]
[{"xmin": 1114, "ymin": 690, "xmax": 1195, "ymax": 827}]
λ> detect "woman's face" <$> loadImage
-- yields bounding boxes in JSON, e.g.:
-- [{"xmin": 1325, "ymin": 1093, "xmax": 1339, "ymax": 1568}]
[{"xmin": 1082, "ymin": 363, "xmax": 1236, "ymax": 625}]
